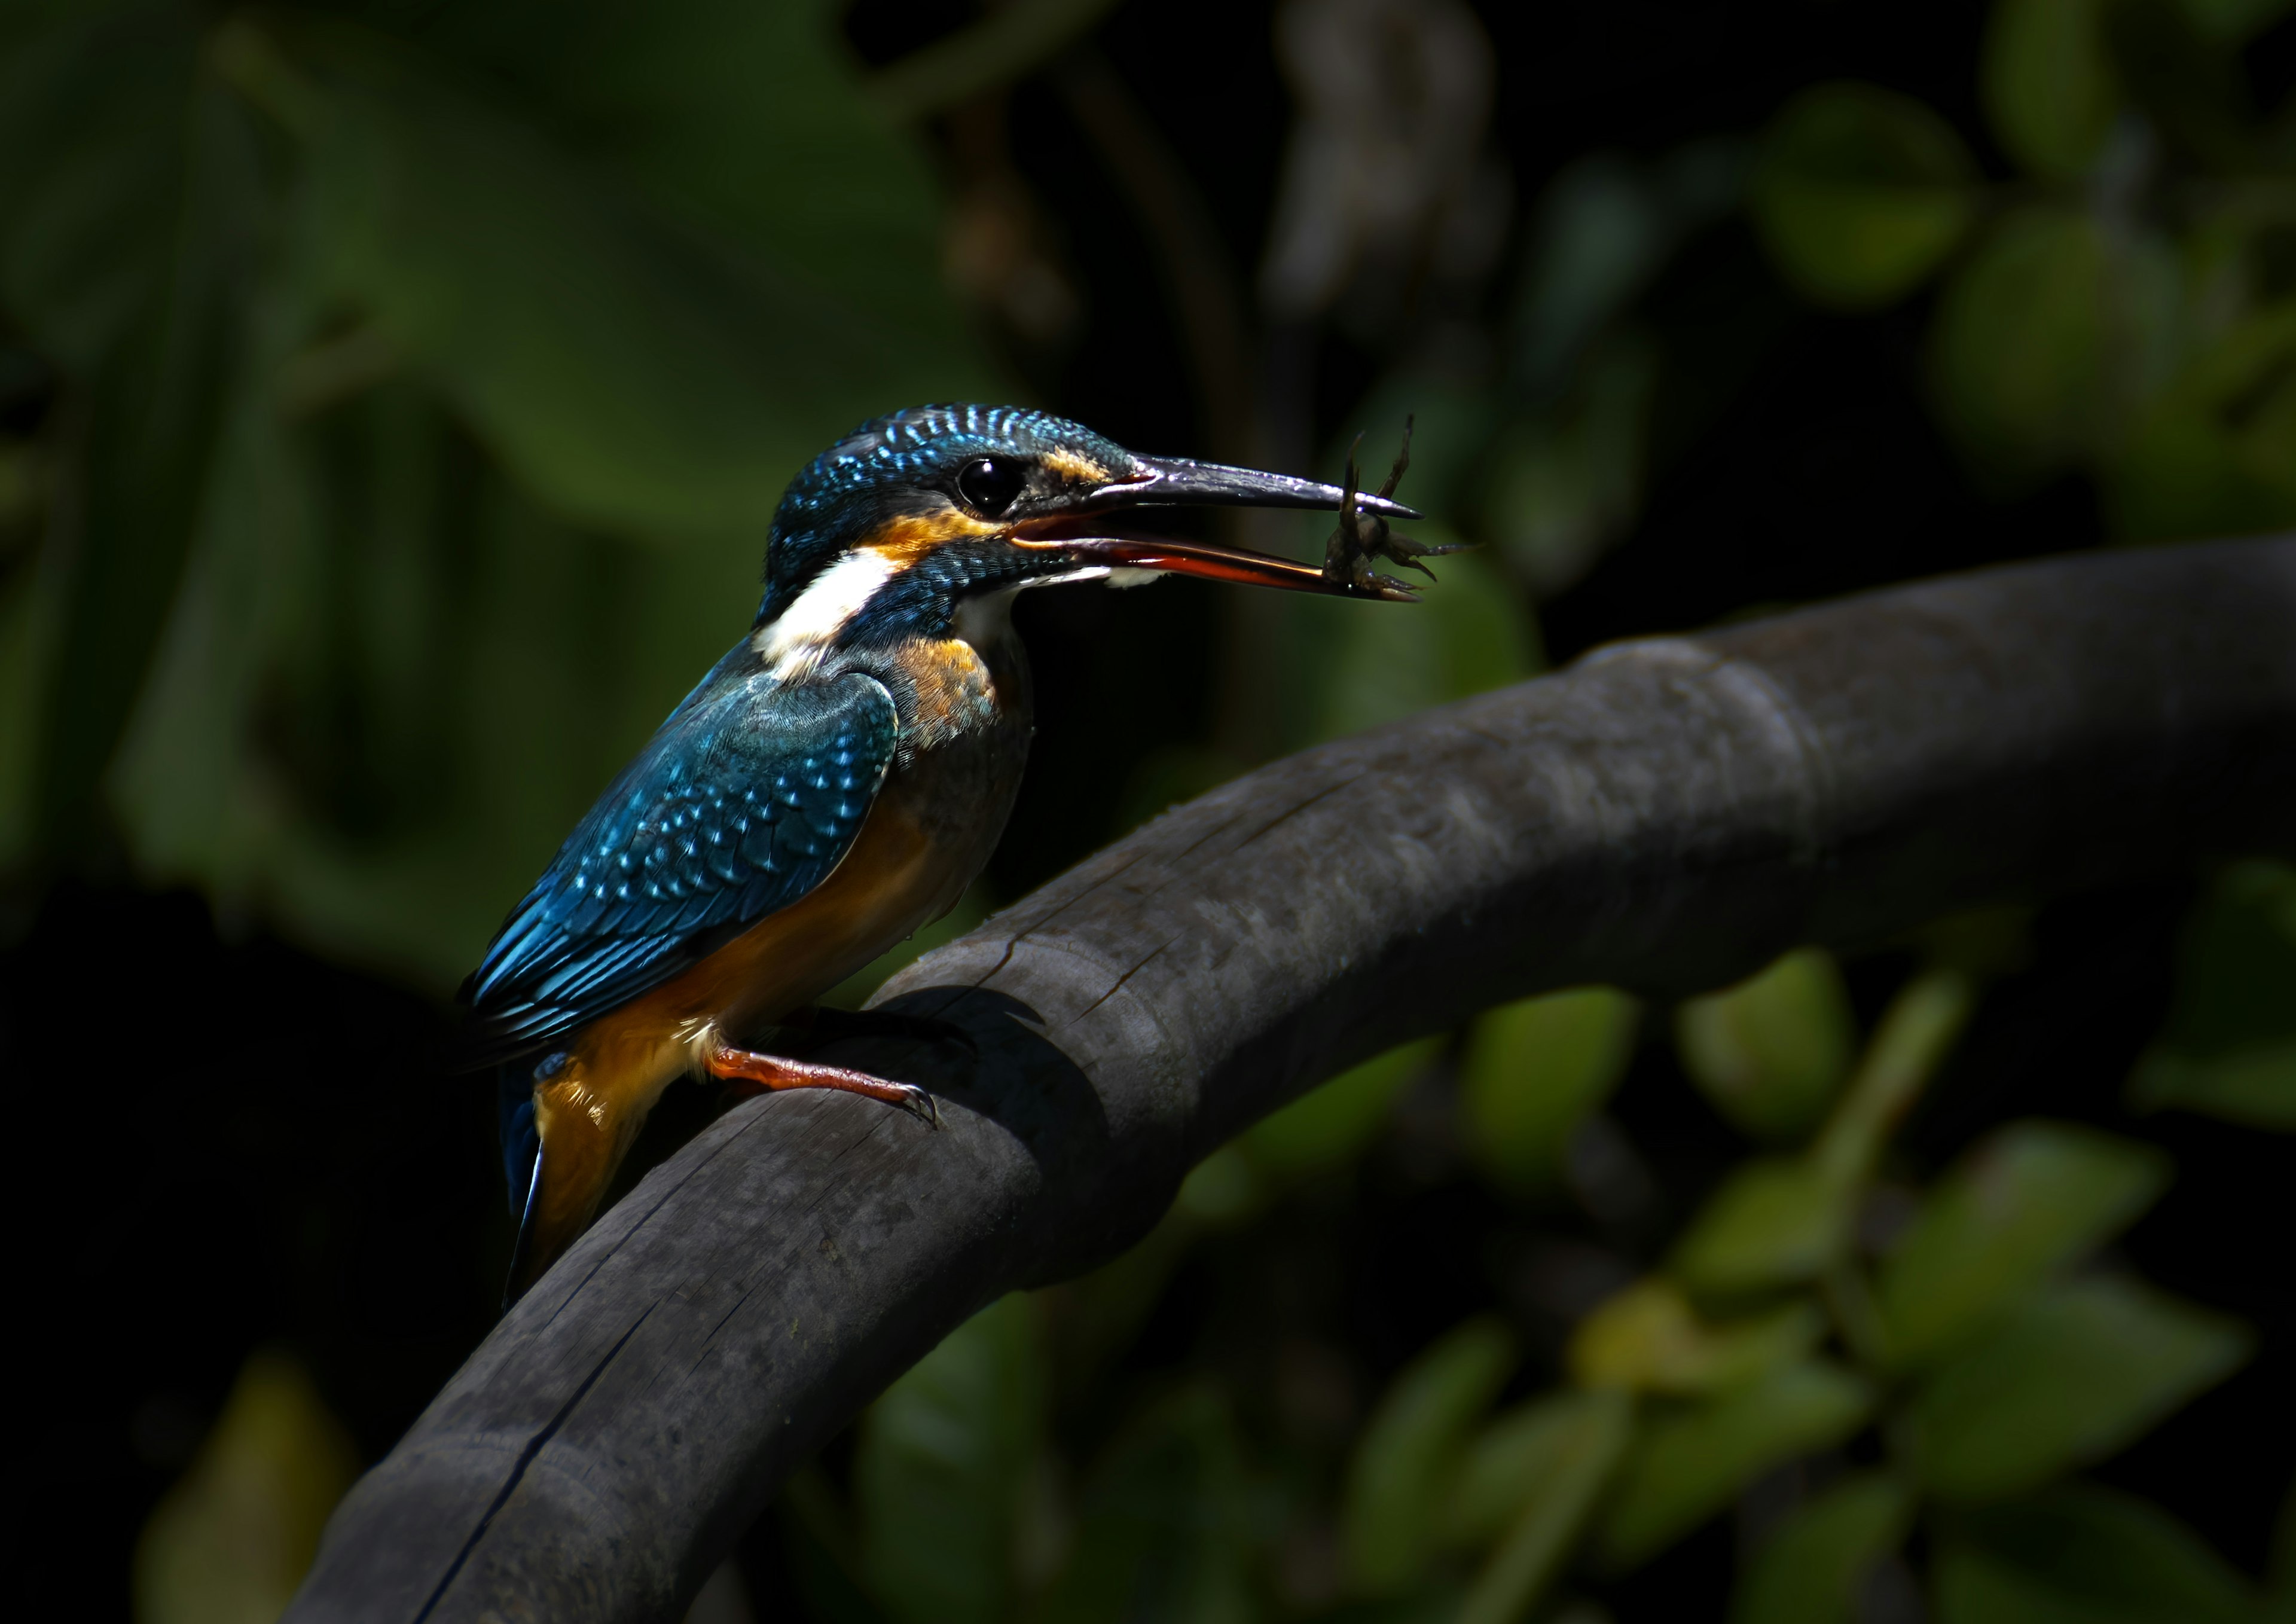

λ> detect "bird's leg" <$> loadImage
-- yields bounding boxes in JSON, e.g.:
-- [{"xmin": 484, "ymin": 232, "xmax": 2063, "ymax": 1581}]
[
  {"xmin": 1320, "ymin": 415, "xmax": 1471, "ymax": 598},
  {"xmin": 786, "ymin": 1002, "xmax": 979, "ymax": 1058},
  {"xmin": 706, "ymin": 1038, "xmax": 941, "ymax": 1127}
]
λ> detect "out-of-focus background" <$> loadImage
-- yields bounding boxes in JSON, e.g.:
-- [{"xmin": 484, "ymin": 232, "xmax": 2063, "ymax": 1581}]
[{"xmin": 6, "ymin": 1, "xmax": 2296, "ymax": 1619}]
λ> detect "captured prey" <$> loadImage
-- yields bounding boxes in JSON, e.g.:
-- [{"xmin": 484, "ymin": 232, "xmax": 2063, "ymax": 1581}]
[{"xmin": 461, "ymin": 405, "xmax": 1430, "ymax": 1302}]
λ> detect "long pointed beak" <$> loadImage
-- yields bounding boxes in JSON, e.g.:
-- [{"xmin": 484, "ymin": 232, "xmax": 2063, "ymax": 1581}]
[
  {"xmin": 1010, "ymin": 453, "xmax": 1425, "ymax": 600},
  {"xmin": 1089, "ymin": 454, "xmax": 1422, "ymax": 521}
]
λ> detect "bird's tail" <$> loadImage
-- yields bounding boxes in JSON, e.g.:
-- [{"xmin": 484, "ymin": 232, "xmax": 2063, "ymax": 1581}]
[
  {"xmin": 497, "ymin": 1049, "xmax": 673, "ymax": 1306},
  {"xmin": 497, "ymin": 1063, "xmax": 545, "ymax": 1306}
]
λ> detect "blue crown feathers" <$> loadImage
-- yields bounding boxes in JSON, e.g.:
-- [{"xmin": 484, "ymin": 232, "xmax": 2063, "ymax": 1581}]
[{"xmin": 756, "ymin": 404, "xmax": 1136, "ymax": 622}]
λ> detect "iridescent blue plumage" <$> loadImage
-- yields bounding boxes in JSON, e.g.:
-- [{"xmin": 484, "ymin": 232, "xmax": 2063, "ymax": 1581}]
[{"xmin": 462, "ymin": 653, "xmax": 897, "ymax": 1064}]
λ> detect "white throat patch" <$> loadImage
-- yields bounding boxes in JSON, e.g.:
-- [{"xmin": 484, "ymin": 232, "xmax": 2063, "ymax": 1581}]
[{"xmin": 751, "ymin": 550, "xmax": 899, "ymax": 679}]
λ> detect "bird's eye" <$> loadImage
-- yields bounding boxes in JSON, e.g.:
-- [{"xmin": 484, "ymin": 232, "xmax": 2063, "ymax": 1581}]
[{"xmin": 956, "ymin": 457, "xmax": 1028, "ymax": 517}]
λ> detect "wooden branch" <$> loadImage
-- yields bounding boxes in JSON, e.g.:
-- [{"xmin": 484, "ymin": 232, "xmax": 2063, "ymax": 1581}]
[{"xmin": 286, "ymin": 539, "xmax": 2296, "ymax": 1624}]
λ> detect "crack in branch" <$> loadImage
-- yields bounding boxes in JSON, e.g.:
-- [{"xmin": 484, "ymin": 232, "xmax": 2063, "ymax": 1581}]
[
  {"xmin": 1063, "ymin": 938, "xmax": 1175, "ymax": 1028},
  {"xmin": 413, "ymin": 1304, "xmax": 657, "ymax": 1623}
]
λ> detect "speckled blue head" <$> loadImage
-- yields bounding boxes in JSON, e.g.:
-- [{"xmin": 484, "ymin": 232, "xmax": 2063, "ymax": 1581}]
[{"xmin": 758, "ymin": 405, "xmax": 1137, "ymax": 624}]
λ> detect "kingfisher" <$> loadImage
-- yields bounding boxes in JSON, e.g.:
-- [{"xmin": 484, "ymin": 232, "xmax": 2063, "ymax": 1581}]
[{"xmin": 463, "ymin": 404, "xmax": 1429, "ymax": 1301}]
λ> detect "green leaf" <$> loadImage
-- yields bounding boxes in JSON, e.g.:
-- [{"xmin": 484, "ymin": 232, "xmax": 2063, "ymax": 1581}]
[
  {"xmin": 1809, "ymin": 967, "xmax": 1975, "ymax": 1189},
  {"xmin": 1454, "ymin": 1391, "xmax": 1632, "ymax": 1624},
  {"xmin": 1876, "ymin": 1121, "xmax": 2170, "ymax": 1367},
  {"xmin": 1244, "ymin": 1038, "xmax": 1445, "ymax": 1180},
  {"xmin": 1928, "ymin": 209, "xmax": 2180, "ymax": 479},
  {"xmin": 108, "ymin": 412, "xmax": 743, "ymax": 987},
  {"xmin": 1983, "ymin": 0, "xmax": 2124, "ymax": 180},
  {"xmin": 1568, "ymin": 1280, "xmax": 1821, "ymax": 1396},
  {"xmin": 1676, "ymin": 967, "xmax": 1974, "ymax": 1299},
  {"xmin": 132, "ymin": 1350, "xmax": 361, "ymax": 1624},
  {"xmin": 856, "ymin": 1295, "xmax": 1045, "ymax": 1624},
  {"xmin": 2129, "ymin": 860, "xmax": 2296, "ymax": 1127},
  {"xmin": 1447, "ymin": 1389, "xmax": 1630, "ymax": 1549},
  {"xmin": 1482, "ymin": 335, "xmax": 1659, "ymax": 599},
  {"xmin": 1676, "ymin": 948, "xmax": 1858, "ymax": 1144},
  {"xmin": 1932, "ymin": 1482, "xmax": 2259, "ymax": 1624},
  {"xmin": 380, "ymin": 0, "xmax": 971, "ymax": 364},
  {"xmin": 1344, "ymin": 1319, "xmax": 1519, "ymax": 1592},
  {"xmin": 1482, "ymin": 142, "xmax": 1739, "ymax": 599},
  {"xmin": 1460, "ymin": 987, "xmax": 1639, "ymax": 1197},
  {"xmin": 0, "ymin": 2, "xmax": 257, "ymax": 850},
  {"xmin": 1036, "ymin": 1387, "xmax": 1254, "ymax": 1624},
  {"xmin": 1510, "ymin": 146, "xmax": 1742, "ymax": 398},
  {"xmin": 1729, "ymin": 1473, "xmax": 1913, "ymax": 1624},
  {"xmin": 1751, "ymin": 82, "xmax": 1977, "ymax": 310},
  {"xmin": 1171, "ymin": 1146, "xmax": 1265, "ymax": 1228},
  {"xmin": 1596, "ymin": 1361, "xmax": 1873, "ymax": 1571},
  {"xmin": 2133, "ymin": 1041, "xmax": 2296, "ymax": 1130},
  {"xmin": 1512, "ymin": 155, "xmax": 1668, "ymax": 396},
  {"xmin": 2109, "ymin": 303, "xmax": 2296, "ymax": 543},
  {"xmin": 1671, "ymin": 1158, "xmax": 1849, "ymax": 1297},
  {"xmin": 283, "ymin": 13, "xmax": 987, "ymax": 540},
  {"xmin": 1901, "ymin": 1275, "xmax": 2251, "ymax": 1501}
]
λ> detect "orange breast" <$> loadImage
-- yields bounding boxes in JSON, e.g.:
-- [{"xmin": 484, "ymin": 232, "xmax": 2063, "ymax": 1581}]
[
  {"xmin": 517, "ymin": 793, "xmax": 969, "ymax": 1280},
  {"xmin": 584, "ymin": 793, "xmax": 954, "ymax": 1084},
  {"xmin": 516, "ymin": 626, "xmax": 1031, "ymax": 1288}
]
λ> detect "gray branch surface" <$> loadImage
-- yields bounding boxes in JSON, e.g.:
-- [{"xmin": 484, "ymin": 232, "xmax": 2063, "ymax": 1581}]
[{"xmin": 288, "ymin": 539, "xmax": 2296, "ymax": 1624}]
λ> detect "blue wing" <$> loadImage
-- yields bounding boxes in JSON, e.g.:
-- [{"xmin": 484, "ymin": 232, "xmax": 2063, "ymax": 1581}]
[{"xmin": 461, "ymin": 657, "xmax": 899, "ymax": 1066}]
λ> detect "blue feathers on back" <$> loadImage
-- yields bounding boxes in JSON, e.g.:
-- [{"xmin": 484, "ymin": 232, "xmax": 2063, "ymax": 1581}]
[
  {"xmin": 462, "ymin": 660, "xmax": 899, "ymax": 1066},
  {"xmin": 469, "ymin": 402, "xmax": 1091, "ymax": 1066}
]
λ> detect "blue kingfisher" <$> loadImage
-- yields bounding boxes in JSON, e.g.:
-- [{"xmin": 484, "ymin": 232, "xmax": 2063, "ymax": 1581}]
[{"xmin": 463, "ymin": 404, "xmax": 1431, "ymax": 1301}]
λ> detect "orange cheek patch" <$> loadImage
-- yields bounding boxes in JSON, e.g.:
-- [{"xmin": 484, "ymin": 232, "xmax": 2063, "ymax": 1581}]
[{"xmin": 868, "ymin": 511, "xmax": 999, "ymax": 566}]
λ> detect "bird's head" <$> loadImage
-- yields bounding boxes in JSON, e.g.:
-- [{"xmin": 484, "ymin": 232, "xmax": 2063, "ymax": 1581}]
[{"xmin": 752, "ymin": 404, "xmax": 1419, "ymax": 671}]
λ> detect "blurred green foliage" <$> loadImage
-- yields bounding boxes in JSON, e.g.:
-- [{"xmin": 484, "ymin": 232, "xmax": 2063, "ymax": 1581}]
[
  {"xmin": 1752, "ymin": 0, "xmax": 2296, "ymax": 527},
  {"xmin": 0, "ymin": 0, "xmax": 989, "ymax": 984},
  {"xmin": 1461, "ymin": 989, "xmax": 1639, "ymax": 1197},
  {"xmin": 808, "ymin": 0, "xmax": 2296, "ymax": 1598},
  {"xmin": 855, "ymin": 1293, "xmax": 1049, "ymax": 1624},
  {"xmin": 1931, "ymin": 1483, "xmax": 2264, "ymax": 1623},
  {"xmin": 1676, "ymin": 950, "xmax": 1857, "ymax": 1146},
  {"xmin": 1729, "ymin": 1473, "xmax": 1912, "ymax": 1624},
  {"xmin": 783, "ymin": 926, "xmax": 2273, "ymax": 1624},
  {"xmin": 2130, "ymin": 860, "xmax": 2296, "ymax": 1127},
  {"xmin": 132, "ymin": 1351, "xmax": 358, "ymax": 1624},
  {"xmin": 1752, "ymin": 84, "xmax": 1977, "ymax": 310}
]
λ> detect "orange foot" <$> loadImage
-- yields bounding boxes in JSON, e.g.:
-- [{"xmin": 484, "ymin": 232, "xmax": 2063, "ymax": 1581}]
[{"xmin": 706, "ymin": 1039, "xmax": 941, "ymax": 1128}]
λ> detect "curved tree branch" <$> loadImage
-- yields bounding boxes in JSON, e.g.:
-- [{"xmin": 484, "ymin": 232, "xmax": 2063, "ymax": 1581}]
[{"xmin": 288, "ymin": 538, "xmax": 2296, "ymax": 1624}]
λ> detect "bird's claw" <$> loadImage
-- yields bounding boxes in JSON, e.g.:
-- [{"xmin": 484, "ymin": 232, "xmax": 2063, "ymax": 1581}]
[
  {"xmin": 1320, "ymin": 414, "xmax": 1471, "ymax": 601},
  {"xmin": 889, "ymin": 1081, "xmax": 942, "ymax": 1130}
]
